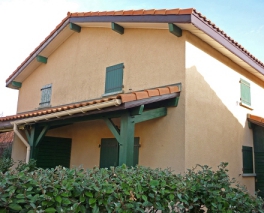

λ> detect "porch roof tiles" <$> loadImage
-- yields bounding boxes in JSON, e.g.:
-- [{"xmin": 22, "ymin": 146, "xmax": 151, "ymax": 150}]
[
  {"xmin": 248, "ymin": 114, "xmax": 264, "ymax": 127},
  {"xmin": 0, "ymin": 85, "xmax": 180, "ymax": 122}
]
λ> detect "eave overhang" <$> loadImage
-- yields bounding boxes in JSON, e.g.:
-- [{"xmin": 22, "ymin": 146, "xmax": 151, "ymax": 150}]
[
  {"xmin": 247, "ymin": 114, "xmax": 264, "ymax": 129},
  {"xmin": 0, "ymin": 84, "xmax": 180, "ymax": 131},
  {"xmin": 6, "ymin": 9, "xmax": 264, "ymax": 88}
]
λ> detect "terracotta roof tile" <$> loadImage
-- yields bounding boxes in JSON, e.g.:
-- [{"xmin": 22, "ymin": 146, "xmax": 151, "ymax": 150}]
[
  {"xmin": 0, "ymin": 131, "xmax": 14, "ymax": 143},
  {"xmin": 133, "ymin": 9, "xmax": 144, "ymax": 15},
  {"xmin": 154, "ymin": 9, "xmax": 166, "ymax": 15},
  {"xmin": 0, "ymin": 85, "xmax": 180, "ymax": 122},
  {"xmin": 248, "ymin": 114, "xmax": 264, "ymax": 123},
  {"xmin": 157, "ymin": 87, "xmax": 170, "ymax": 95},
  {"xmin": 118, "ymin": 93, "xmax": 137, "ymax": 103},
  {"xmin": 166, "ymin": 9, "xmax": 180, "ymax": 15},
  {"xmin": 145, "ymin": 89, "xmax": 160, "ymax": 97},
  {"xmin": 134, "ymin": 91, "xmax": 149, "ymax": 100},
  {"xmin": 123, "ymin": 10, "xmax": 134, "ymax": 15},
  {"xmin": 143, "ymin": 9, "xmax": 155, "ymax": 15},
  {"xmin": 6, "ymin": 8, "xmax": 263, "ymax": 86}
]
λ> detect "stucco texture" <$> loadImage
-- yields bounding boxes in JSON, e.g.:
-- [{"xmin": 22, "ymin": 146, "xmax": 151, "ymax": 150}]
[
  {"xmin": 185, "ymin": 31, "xmax": 264, "ymax": 195},
  {"xmin": 16, "ymin": 28, "xmax": 185, "ymax": 113},
  {"xmin": 13, "ymin": 27, "xmax": 186, "ymax": 173}
]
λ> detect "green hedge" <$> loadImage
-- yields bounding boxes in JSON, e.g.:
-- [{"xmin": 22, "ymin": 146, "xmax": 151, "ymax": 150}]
[{"xmin": 0, "ymin": 162, "xmax": 263, "ymax": 212}]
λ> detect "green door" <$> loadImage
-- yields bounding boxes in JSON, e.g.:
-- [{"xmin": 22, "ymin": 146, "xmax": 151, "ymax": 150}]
[
  {"xmin": 100, "ymin": 137, "xmax": 139, "ymax": 168},
  {"xmin": 253, "ymin": 125, "xmax": 264, "ymax": 197},
  {"xmin": 35, "ymin": 136, "xmax": 72, "ymax": 169}
]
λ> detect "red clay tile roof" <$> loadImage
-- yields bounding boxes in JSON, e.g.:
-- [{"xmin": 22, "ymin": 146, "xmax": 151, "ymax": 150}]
[
  {"xmin": 0, "ymin": 85, "xmax": 180, "ymax": 122},
  {"xmin": 6, "ymin": 8, "xmax": 264, "ymax": 84},
  {"xmin": 0, "ymin": 131, "xmax": 14, "ymax": 143},
  {"xmin": 248, "ymin": 114, "xmax": 264, "ymax": 126}
]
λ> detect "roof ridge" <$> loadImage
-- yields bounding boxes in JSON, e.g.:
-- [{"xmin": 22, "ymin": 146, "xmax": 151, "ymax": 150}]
[{"xmin": 5, "ymin": 8, "xmax": 264, "ymax": 84}]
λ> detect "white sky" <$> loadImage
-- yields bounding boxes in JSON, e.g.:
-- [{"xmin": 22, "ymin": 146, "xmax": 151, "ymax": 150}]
[{"xmin": 0, "ymin": 0, "xmax": 263, "ymax": 116}]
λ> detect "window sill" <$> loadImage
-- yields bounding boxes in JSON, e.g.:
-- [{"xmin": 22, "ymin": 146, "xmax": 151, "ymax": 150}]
[
  {"xmin": 38, "ymin": 104, "xmax": 51, "ymax": 109},
  {"xmin": 102, "ymin": 90, "xmax": 123, "ymax": 97},
  {"xmin": 242, "ymin": 173, "xmax": 256, "ymax": 177},
  {"xmin": 239, "ymin": 102, "xmax": 253, "ymax": 110}
]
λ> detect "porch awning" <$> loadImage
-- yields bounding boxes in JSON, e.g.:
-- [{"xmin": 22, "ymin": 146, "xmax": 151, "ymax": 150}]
[
  {"xmin": 0, "ymin": 84, "xmax": 180, "ymax": 130},
  {"xmin": 247, "ymin": 114, "xmax": 264, "ymax": 128}
]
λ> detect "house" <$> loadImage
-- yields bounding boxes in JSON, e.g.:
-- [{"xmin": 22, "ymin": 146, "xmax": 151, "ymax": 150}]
[
  {"xmin": 0, "ymin": 8, "xmax": 264, "ymax": 196},
  {"xmin": 0, "ymin": 131, "xmax": 13, "ymax": 158}
]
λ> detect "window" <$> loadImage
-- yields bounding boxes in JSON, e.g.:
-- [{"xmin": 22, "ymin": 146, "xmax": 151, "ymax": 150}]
[
  {"xmin": 104, "ymin": 63, "xmax": 124, "ymax": 95},
  {"xmin": 240, "ymin": 79, "xmax": 251, "ymax": 106},
  {"xmin": 100, "ymin": 137, "xmax": 139, "ymax": 168},
  {"xmin": 39, "ymin": 84, "xmax": 52, "ymax": 108},
  {"xmin": 242, "ymin": 146, "xmax": 253, "ymax": 174}
]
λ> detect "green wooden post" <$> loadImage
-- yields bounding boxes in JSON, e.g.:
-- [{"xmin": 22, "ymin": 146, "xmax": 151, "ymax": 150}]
[
  {"xmin": 27, "ymin": 125, "xmax": 49, "ymax": 159},
  {"xmin": 119, "ymin": 112, "xmax": 135, "ymax": 166},
  {"xmin": 28, "ymin": 126, "xmax": 38, "ymax": 159}
]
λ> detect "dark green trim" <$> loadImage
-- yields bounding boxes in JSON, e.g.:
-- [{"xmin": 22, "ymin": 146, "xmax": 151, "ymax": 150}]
[
  {"xmin": 168, "ymin": 23, "xmax": 182, "ymax": 37},
  {"xmin": 69, "ymin": 22, "xmax": 81, "ymax": 33},
  {"xmin": 11, "ymin": 81, "xmax": 22, "ymax": 89},
  {"xmin": 119, "ymin": 112, "xmax": 135, "ymax": 166},
  {"xmin": 103, "ymin": 118, "xmax": 120, "ymax": 143},
  {"xmin": 111, "ymin": 22, "xmax": 124, "ymax": 34},
  {"xmin": 130, "ymin": 105, "xmax": 144, "ymax": 115},
  {"xmin": 26, "ymin": 125, "xmax": 49, "ymax": 159},
  {"xmin": 35, "ymin": 125, "xmax": 50, "ymax": 147},
  {"xmin": 248, "ymin": 120, "xmax": 252, "ymax": 129},
  {"xmin": 165, "ymin": 97, "xmax": 179, "ymax": 107},
  {"xmin": 134, "ymin": 107, "xmax": 167, "ymax": 124},
  {"xmin": 36, "ymin": 55, "xmax": 47, "ymax": 64},
  {"xmin": 242, "ymin": 146, "xmax": 253, "ymax": 174}
]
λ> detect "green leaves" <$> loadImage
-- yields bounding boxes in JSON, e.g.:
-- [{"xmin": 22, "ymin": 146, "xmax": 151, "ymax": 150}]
[
  {"xmin": 0, "ymin": 163, "xmax": 263, "ymax": 212},
  {"xmin": 9, "ymin": 203, "xmax": 22, "ymax": 211}
]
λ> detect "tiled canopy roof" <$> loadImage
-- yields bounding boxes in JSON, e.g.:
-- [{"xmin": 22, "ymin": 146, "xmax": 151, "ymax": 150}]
[
  {"xmin": 0, "ymin": 85, "xmax": 180, "ymax": 122},
  {"xmin": 0, "ymin": 131, "xmax": 14, "ymax": 143},
  {"xmin": 6, "ymin": 8, "xmax": 264, "ymax": 83},
  {"xmin": 248, "ymin": 114, "xmax": 264, "ymax": 127}
]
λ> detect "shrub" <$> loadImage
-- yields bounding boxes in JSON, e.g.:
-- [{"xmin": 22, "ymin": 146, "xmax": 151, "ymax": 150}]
[
  {"xmin": 0, "ymin": 158, "xmax": 14, "ymax": 174},
  {"xmin": 0, "ymin": 143, "xmax": 13, "ymax": 173},
  {"xmin": 0, "ymin": 163, "xmax": 263, "ymax": 212},
  {"xmin": 15, "ymin": 159, "xmax": 37, "ymax": 172}
]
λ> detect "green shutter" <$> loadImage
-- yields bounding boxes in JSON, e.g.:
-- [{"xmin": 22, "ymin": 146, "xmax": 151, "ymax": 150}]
[
  {"xmin": 242, "ymin": 146, "xmax": 253, "ymax": 174},
  {"xmin": 240, "ymin": 79, "xmax": 251, "ymax": 106},
  {"xmin": 100, "ymin": 138, "xmax": 119, "ymax": 168},
  {"xmin": 100, "ymin": 137, "xmax": 139, "ymax": 168},
  {"xmin": 35, "ymin": 136, "xmax": 71, "ymax": 169},
  {"xmin": 40, "ymin": 84, "xmax": 52, "ymax": 107},
  {"xmin": 105, "ymin": 63, "xmax": 124, "ymax": 94}
]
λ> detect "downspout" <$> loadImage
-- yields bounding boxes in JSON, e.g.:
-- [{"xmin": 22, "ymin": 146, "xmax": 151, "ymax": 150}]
[{"xmin": 13, "ymin": 123, "xmax": 30, "ymax": 163}]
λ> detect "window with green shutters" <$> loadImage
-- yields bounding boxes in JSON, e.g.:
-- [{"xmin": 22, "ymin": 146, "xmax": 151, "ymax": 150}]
[
  {"xmin": 39, "ymin": 84, "xmax": 52, "ymax": 108},
  {"xmin": 100, "ymin": 137, "xmax": 139, "ymax": 168},
  {"xmin": 242, "ymin": 146, "xmax": 253, "ymax": 174},
  {"xmin": 105, "ymin": 63, "xmax": 124, "ymax": 95},
  {"xmin": 240, "ymin": 79, "xmax": 251, "ymax": 106}
]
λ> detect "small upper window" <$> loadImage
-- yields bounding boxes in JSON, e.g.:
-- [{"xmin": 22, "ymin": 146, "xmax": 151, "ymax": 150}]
[
  {"xmin": 39, "ymin": 84, "xmax": 52, "ymax": 108},
  {"xmin": 240, "ymin": 78, "xmax": 251, "ymax": 106},
  {"xmin": 104, "ymin": 63, "xmax": 124, "ymax": 95}
]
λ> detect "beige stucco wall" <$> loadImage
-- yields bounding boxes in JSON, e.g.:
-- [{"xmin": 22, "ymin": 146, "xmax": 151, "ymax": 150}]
[
  {"xmin": 44, "ymin": 105, "xmax": 185, "ymax": 173},
  {"xmin": 13, "ymin": 27, "xmax": 186, "ymax": 173},
  {"xmin": 185, "ymin": 31, "xmax": 264, "ymax": 195},
  {"xmin": 17, "ymin": 27, "xmax": 185, "ymax": 113}
]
